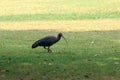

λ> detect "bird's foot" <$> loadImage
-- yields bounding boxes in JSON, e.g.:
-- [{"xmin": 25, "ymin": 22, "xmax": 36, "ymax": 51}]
[
  {"xmin": 47, "ymin": 46, "xmax": 52, "ymax": 53},
  {"xmin": 48, "ymin": 49, "xmax": 52, "ymax": 53}
]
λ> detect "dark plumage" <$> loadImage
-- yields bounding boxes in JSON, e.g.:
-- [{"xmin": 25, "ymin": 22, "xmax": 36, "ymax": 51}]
[{"xmin": 32, "ymin": 33, "xmax": 67, "ymax": 52}]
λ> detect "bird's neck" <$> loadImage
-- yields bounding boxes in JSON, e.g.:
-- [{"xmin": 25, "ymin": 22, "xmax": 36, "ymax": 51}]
[{"xmin": 57, "ymin": 35, "xmax": 61, "ymax": 42}]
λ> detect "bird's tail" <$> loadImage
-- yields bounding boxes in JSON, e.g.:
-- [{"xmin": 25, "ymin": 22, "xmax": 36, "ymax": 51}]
[{"xmin": 32, "ymin": 41, "xmax": 39, "ymax": 48}]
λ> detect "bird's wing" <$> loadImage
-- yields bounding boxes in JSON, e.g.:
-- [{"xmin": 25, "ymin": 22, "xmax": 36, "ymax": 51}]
[
  {"xmin": 32, "ymin": 36, "xmax": 58, "ymax": 47},
  {"xmin": 38, "ymin": 36, "xmax": 54, "ymax": 46}
]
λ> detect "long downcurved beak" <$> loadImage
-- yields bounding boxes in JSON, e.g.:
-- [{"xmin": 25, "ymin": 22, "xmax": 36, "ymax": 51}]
[{"xmin": 62, "ymin": 36, "xmax": 68, "ymax": 44}]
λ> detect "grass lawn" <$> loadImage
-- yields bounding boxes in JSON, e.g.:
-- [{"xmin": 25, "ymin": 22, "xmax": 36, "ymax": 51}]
[
  {"xmin": 0, "ymin": 0, "xmax": 120, "ymax": 80},
  {"xmin": 0, "ymin": 0, "xmax": 120, "ymax": 21},
  {"xmin": 0, "ymin": 30, "xmax": 120, "ymax": 80}
]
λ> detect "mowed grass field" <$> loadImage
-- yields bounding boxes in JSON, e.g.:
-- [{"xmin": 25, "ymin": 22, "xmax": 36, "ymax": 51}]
[{"xmin": 0, "ymin": 0, "xmax": 120, "ymax": 80}]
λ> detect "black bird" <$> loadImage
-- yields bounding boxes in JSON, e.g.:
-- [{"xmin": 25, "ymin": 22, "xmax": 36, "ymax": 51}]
[{"xmin": 32, "ymin": 33, "xmax": 67, "ymax": 52}]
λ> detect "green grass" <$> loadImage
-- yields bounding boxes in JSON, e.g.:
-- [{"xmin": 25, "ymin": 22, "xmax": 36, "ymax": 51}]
[
  {"xmin": 0, "ymin": 0, "xmax": 120, "ymax": 21},
  {"xmin": 0, "ymin": 0, "xmax": 120, "ymax": 80},
  {"xmin": 0, "ymin": 30, "xmax": 120, "ymax": 80},
  {"xmin": 0, "ymin": 12, "xmax": 120, "ymax": 21}
]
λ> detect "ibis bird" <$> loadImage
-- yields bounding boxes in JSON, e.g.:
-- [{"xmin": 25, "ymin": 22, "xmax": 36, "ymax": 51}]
[{"xmin": 32, "ymin": 33, "xmax": 67, "ymax": 52}]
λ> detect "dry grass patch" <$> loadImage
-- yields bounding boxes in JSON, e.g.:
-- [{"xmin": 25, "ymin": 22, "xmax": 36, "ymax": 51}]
[
  {"xmin": 0, "ymin": 19, "xmax": 120, "ymax": 32},
  {"xmin": 0, "ymin": 0, "xmax": 95, "ymax": 15},
  {"xmin": 0, "ymin": 0, "xmax": 119, "ymax": 15}
]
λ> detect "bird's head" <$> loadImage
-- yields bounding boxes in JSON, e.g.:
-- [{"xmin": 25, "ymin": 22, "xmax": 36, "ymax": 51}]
[
  {"xmin": 58, "ymin": 33, "xmax": 63, "ymax": 37},
  {"xmin": 58, "ymin": 33, "xmax": 68, "ymax": 44}
]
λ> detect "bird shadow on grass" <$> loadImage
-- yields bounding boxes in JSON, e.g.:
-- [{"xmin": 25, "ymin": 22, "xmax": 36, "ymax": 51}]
[
  {"xmin": 32, "ymin": 50, "xmax": 66, "ymax": 54},
  {"xmin": 31, "ymin": 48, "xmax": 71, "ymax": 55}
]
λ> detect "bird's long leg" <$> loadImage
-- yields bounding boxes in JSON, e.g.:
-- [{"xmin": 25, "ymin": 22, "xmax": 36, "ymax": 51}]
[
  {"xmin": 44, "ymin": 46, "xmax": 49, "ymax": 52},
  {"xmin": 48, "ymin": 46, "xmax": 52, "ymax": 53},
  {"xmin": 44, "ymin": 46, "xmax": 52, "ymax": 53},
  {"xmin": 44, "ymin": 46, "xmax": 47, "ymax": 49}
]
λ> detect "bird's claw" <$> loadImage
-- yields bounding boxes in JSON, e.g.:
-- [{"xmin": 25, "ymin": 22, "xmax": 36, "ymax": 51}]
[{"xmin": 48, "ymin": 49, "xmax": 52, "ymax": 53}]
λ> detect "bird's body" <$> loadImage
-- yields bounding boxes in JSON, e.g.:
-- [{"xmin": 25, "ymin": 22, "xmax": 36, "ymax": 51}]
[
  {"xmin": 32, "ymin": 33, "xmax": 67, "ymax": 52},
  {"xmin": 32, "ymin": 36, "xmax": 61, "ymax": 48}
]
